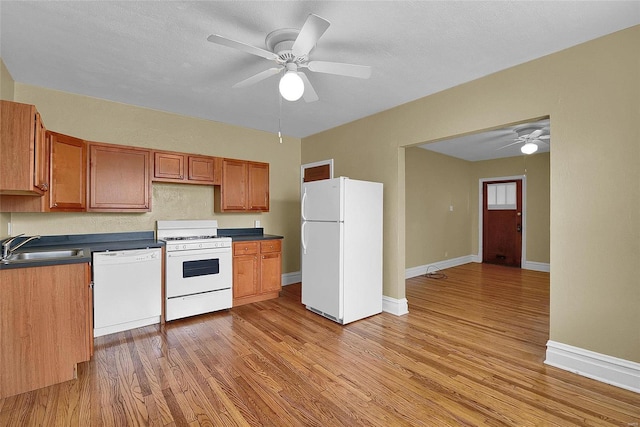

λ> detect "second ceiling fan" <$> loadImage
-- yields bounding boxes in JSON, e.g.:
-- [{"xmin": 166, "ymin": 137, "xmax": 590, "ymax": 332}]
[{"xmin": 207, "ymin": 14, "xmax": 371, "ymax": 102}]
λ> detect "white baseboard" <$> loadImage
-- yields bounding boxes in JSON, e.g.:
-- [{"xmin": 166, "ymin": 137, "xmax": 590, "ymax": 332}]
[
  {"xmin": 406, "ymin": 255, "xmax": 550, "ymax": 277},
  {"xmin": 545, "ymin": 340, "xmax": 640, "ymax": 393},
  {"xmin": 382, "ymin": 295, "xmax": 409, "ymax": 316},
  {"xmin": 405, "ymin": 255, "xmax": 475, "ymax": 279},
  {"xmin": 523, "ymin": 261, "xmax": 550, "ymax": 272},
  {"xmin": 282, "ymin": 271, "xmax": 301, "ymax": 286}
]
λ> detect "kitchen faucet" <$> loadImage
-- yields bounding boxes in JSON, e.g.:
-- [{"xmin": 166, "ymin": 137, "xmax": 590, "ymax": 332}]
[{"xmin": 1, "ymin": 234, "xmax": 41, "ymax": 259}]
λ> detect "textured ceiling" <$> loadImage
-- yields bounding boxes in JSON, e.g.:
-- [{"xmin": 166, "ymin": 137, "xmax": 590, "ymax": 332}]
[
  {"xmin": 419, "ymin": 119, "xmax": 551, "ymax": 162},
  {"xmin": 1, "ymin": 1, "xmax": 638, "ymax": 141}
]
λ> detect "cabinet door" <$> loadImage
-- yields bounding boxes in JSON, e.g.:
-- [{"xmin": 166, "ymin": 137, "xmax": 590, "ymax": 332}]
[
  {"xmin": 89, "ymin": 143, "xmax": 151, "ymax": 212},
  {"xmin": 49, "ymin": 132, "xmax": 86, "ymax": 211},
  {"xmin": 260, "ymin": 252, "xmax": 282, "ymax": 294},
  {"xmin": 221, "ymin": 159, "xmax": 247, "ymax": 211},
  {"xmin": 0, "ymin": 100, "xmax": 47, "ymax": 195},
  {"xmin": 233, "ymin": 254, "xmax": 259, "ymax": 299},
  {"xmin": 188, "ymin": 155, "xmax": 215, "ymax": 183},
  {"xmin": 248, "ymin": 162, "xmax": 269, "ymax": 211},
  {"xmin": 154, "ymin": 151, "xmax": 185, "ymax": 181},
  {"xmin": 0, "ymin": 263, "xmax": 90, "ymax": 399}
]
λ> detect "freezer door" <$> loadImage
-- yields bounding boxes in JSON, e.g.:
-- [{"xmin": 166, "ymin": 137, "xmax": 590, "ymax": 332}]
[
  {"xmin": 302, "ymin": 177, "xmax": 343, "ymax": 222},
  {"xmin": 301, "ymin": 221, "xmax": 343, "ymax": 321}
]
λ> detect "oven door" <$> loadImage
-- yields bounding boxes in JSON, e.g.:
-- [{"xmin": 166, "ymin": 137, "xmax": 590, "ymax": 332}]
[{"xmin": 166, "ymin": 248, "xmax": 232, "ymax": 298}]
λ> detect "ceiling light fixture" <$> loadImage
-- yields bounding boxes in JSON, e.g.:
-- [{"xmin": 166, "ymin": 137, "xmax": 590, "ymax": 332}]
[
  {"xmin": 279, "ymin": 65, "xmax": 304, "ymax": 101},
  {"xmin": 521, "ymin": 142, "xmax": 538, "ymax": 155}
]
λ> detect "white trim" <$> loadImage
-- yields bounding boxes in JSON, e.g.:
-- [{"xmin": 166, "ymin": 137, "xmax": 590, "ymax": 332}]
[
  {"xmin": 479, "ymin": 176, "xmax": 527, "ymax": 266},
  {"xmin": 382, "ymin": 295, "xmax": 409, "ymax": 316},
  {"xmin": 545, "ymin": 340, "xmax": 640, "ymax": 393},
  {"xmin": 282, "ymin": 271, "xmax": 301, "ymax": 286},
  {"xmin": 405, "ymin": 255, "xmax": 476, "ymax": 279},
  {"xmin": 523, "ymin": 261, "xmax": 550, "ymax": 272}
]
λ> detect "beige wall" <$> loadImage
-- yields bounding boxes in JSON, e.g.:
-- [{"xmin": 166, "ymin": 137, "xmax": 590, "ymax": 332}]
[
  {"xmin": 405, "ymin": 147, "xmax": 472, "ymax": 267},
  {"xmin": 0, "ymin": 59, "xmax": 15, "ymax": 237},
  {"xmin": 0, "ymin": 59, "xmax": 15, "ymax": 101},
  {"xmin": 5, "ymin": 84, "xmax": 302, "ymax": 274},
  {"xmin": 303, "ymin": 26, "xmax": 639, "ymax": 362},
  {"xmin": 405, "ymin": 148, "xmax": 550, "ymax": 268}
]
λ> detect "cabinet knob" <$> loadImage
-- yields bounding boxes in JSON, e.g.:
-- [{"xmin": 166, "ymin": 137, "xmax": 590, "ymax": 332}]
[
  {"xmin": 53, "ymin": 203, "xmax": 58, "ymax": 207},
  {"xmin": 39, "ymin": 183, "xmax": 49, "ymax": 191}
]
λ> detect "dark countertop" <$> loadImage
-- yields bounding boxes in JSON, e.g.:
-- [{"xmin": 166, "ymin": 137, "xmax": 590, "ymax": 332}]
[
  {"xmin": 0, "ymin": 231, "xmax": 164, "ymax": 270},
  {"xmin": 217, "ymin": 228, "xmax": 283, "ymax": 242}
]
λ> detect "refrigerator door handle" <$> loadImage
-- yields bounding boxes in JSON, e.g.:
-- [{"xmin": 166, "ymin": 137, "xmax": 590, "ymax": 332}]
[
  {"xmin": 301, "ymin": 221, "xmax": 307, "ymax": 254},
  {"xmin": 301, "ymin": 188, "xmax": 307, "ymax": 221}
]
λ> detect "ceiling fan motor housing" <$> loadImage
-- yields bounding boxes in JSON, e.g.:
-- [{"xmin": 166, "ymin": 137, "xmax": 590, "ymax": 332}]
[{"xmin": 266, "ymin": 29, "xmax": 303, "ymax": 63}]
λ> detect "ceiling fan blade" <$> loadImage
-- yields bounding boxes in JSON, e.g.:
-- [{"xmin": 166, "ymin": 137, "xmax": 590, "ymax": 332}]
[
  {"xmin": 207, "ymin": 34, "xmax": 278, "ymax": 61},
  {"xmin": 307, "ymin": 61, "xmax": 372, "ymax": 79},
  {"xmin": 232, "ymin": 67, "xmax": 282, "ymax": 88},
  {"xmin": 533, "ymin": 139, "xmax": 550, "ymax": 146},
  {"xmin": 528, "ymin": 129, "xmax": 543, "ymax": 139},
  {"xmin": 297, "ymin": 72, "xmax": 319, "ymax": 103},
  {"xmin": 538, "ymin": 135, "xmax": 551, "ymax": 140},
  {"xmin": 291, "ymin": 14, "xmax": 330, "ymax": 57},
  {"xmin": 497, "ymin": 140, "xmax": 525, "ymax": 150}
]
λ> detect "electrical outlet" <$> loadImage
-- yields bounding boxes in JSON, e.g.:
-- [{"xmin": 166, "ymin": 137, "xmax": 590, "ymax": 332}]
[
  {"xmin": 7, "ymin": 222, "xmax": 11, "ymax": 235},
  {"xmin": 254, "ymin": 220, "xmax": 261, "ymax": 228},
  {"xmin": 449, "ymin": 205, "xmax": 454, "ymax": 212}
]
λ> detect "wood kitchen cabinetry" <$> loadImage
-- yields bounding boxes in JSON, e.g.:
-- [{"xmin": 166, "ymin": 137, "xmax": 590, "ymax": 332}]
[
  {"xmin": 232, "ymin": 239, "xmax": 282, "ymax": 307},
  {"xmin": 216, "ymin": 159, "xmax": 269, "ymax": 212},
  {"xmin": 152, "ymin": 150, "xmax": 222, "ymax": 185},
  {"xmin": 49, "ymin": 132, "xmax": 87, "ymax": 211},
  {"xmin": 88, "ymin": 143, "xmax": 151, "ymax": 212},
  {"xmin": 0, "ymin": 100, "xmax": 48, "ymax": 195},
  {"xmin": 0, "ymin": 263, "xmax": 92, "ymax": 399},
  {"xmin": 0, "ymin": 131, "xmax": 87, "ymax": 212}
]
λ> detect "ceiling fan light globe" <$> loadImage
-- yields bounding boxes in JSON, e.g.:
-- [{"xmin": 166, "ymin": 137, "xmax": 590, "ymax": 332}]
[
  {"xmin": 521, "ymin": 142, "xmax": 538, "ymax": 155},
  {"xmin": 279, "ymin": 71, "xmax": 304, "ymax": 101}
]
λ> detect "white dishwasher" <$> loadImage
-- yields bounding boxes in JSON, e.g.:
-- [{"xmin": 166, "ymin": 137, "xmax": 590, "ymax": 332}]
[{"xmin": 93, "ymin": 248, "xmax": 162, "ymax": 337}]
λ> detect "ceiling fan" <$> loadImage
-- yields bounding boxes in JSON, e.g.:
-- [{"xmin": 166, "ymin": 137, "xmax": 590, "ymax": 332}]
[
  {"xmin": 207, "ymin": 14, "xmax": 372, "ymax": 102},
  {"xmin": 499, "ymin": 126, "xmax": 551, "ymax": 154}
]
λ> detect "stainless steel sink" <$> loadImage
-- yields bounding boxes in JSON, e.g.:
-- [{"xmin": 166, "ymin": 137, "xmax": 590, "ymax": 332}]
[{"xmin": 4, "ymin": 249, "xmax": 85, "ymax": 263}]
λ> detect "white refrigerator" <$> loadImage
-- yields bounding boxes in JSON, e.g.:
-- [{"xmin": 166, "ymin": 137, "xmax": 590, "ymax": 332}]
[{"xmin": 301, "ymin": 177, "xmax": 383, "ymax": 324}]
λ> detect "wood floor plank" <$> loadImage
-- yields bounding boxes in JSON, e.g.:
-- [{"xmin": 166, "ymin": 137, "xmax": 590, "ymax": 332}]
[{"xmin": 1, "ymin": 262, "xmax": 639, "ymax": 426}]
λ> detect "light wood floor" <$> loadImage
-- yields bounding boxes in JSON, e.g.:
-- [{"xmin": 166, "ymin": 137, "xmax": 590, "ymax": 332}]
[{"xmin": 1, "ymin": 263, "xmax": 638, "ymax": 426}]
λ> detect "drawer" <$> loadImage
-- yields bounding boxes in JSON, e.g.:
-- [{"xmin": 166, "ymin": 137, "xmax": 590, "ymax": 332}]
[
  {"xmin": 260, "ymin": 239, "xmax": 281, "ymax": 254},
  {"xmin": 233, "ymin": 241, "xmax": 259, "ymax": 255}
]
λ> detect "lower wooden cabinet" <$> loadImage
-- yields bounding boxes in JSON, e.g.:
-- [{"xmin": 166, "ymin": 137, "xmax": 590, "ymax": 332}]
[
  {"xmin": 232, "ymin": 239, "xmax": 282, "ymax": 307},
  {"xmin": 0, "ymin": 263, "xmax": 92, "ymax": 399}
]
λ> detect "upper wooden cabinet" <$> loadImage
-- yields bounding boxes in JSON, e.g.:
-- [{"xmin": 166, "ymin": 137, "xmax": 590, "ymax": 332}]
[
  {"xmin": 0, "ymin": 100, "xmax": 48, "ymax": 195},
  {"xmin": 49, "ymin": 132, "xmax": 87, "ymax": 212},
  {"xmin": 88, "ymin": 143, "xmax": 151, "ymax": 212},
  {"xmin": 0, "ymin": 131, "xmax": 87, "ymax": 213},
  {"xmin": 216, "ymin": 159, "xmax": 269, "ymax": 212},
  {"xmin": 152, "ymin": 150, "xmax": 222, "ymax": 185}
]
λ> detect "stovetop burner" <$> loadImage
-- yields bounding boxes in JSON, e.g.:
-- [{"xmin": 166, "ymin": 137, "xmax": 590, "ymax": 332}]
[{"xmin": 163, "ymin": 235, "xmax": 218, "ymax": 241}]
